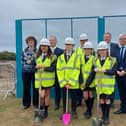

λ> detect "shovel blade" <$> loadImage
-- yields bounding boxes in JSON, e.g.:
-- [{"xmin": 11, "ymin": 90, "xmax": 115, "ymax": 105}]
[
  {"xmin": 62, "ymin": 113, "xmax": 71, "ymax": 125},
  {"xmin": 92, "ymin": 117, "xmax": 103, "ymax": 126},
  {"xmin": 34, "ymin": 109, "xmax": 43, "ymax": 123}
]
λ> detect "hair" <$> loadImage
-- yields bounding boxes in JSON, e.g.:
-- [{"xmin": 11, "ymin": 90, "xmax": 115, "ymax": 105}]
[
  {"xmin": 36, "ymin": 45, "xmax": 52, "ymax": 59},
  {"xmin": 49, "ymin": 35, "xmax": 57, "ymax": 42},
  {"xmin": 97, "ymin": 49, "xmax": 109, "ymax": 58},
  {"xmin": 104, "ymin": 32, "xmax": 112, "ymax": 37},
  {"xmin": 25, "ymin": 36, "xmax": 37, "ymax": 47}
]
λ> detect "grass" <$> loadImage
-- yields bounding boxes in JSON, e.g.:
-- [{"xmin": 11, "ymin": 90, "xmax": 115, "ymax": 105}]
[{"xmin": 0, "ymin": 95, "xmax": 126, "ymax": 126}]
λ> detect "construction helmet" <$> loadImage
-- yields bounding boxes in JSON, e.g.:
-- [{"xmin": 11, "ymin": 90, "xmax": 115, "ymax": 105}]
[
  {"xmin": 80, "ymin": 33, "xmax": 88, "ymax": 40},
  {"xmin": 64, "ymin": 37, "xmax": 75, "ymax": 45},
  {"xmin": 83, "ymin": 41, "xmax": 93, "ymax": 49},
  {"xmin": 97, "ymin": 41, "xmax": 108, "ymax": 50},
  {"xmin": 40, "ymin": 38, "xmax": 50, "ymax": 46}
]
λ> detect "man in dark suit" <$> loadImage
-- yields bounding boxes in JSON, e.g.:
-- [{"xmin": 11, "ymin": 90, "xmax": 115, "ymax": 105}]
[
  {"xmin": 104, "ymin": 32, "xmax": 119, "ymax": 108},
  {"xmin": 104, "ymin": 32, "xmax": 119, "ymax": 58},
  {"xmin": 114, "ymin": 34, "xmax": 126, "ymax": 114},
  {"xmin": 49, "ymin": 35, "xmax": 64, "ymax": 110}
]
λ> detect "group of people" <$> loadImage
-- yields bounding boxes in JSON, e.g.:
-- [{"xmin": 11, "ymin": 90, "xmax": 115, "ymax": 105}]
[{"xmin": 21, "ymin": 32, "xmax": 126, "ymax": 125}]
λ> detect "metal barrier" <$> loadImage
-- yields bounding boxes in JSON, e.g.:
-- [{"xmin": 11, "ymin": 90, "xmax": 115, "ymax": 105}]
[{"xmin": 0, "ymin": 62, "xmax": 16, "ymax": 100}]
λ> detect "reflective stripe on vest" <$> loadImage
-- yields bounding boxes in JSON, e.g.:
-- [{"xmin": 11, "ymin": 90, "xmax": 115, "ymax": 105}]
[
  {"xmin": 35, "ymin": 56, "xmax": 55, "ymax": 88},
  {"xmin": 57, "ymin": 51, "xmax": 80, "ymax": 89},
  {"xmin": 95, "ymin": 57, "xmax": 116, "ymax": 95}
]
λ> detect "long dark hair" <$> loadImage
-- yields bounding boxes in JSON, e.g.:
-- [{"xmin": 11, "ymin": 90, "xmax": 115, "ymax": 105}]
[{"xmin": 36, "ymin": 45, "xmax": 52, "ymax": 59}]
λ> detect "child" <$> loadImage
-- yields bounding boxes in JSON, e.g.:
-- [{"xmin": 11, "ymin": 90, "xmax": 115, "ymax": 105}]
[
  {"xmin": 57, "ymin": 37, "xmax": 81, "ymax": 119},
  {"xmin": 80, "ymin": 41, "xmax": 95, "ymax": 118},
  {"xmin": 87, "ymin": 41, "xmax": 117, "ymax": 125},
  {"xmin": 35, "ymin": 38, "xmax": 56, "ymax": 118}
]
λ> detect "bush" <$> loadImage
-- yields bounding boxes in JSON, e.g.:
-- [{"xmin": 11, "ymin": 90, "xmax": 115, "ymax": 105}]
[{"xmin": 0, "ymin": 51, "xmax": 16, "ymax": 60}]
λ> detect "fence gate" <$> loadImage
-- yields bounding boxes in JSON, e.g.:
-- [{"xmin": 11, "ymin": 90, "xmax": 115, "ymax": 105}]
[{"xmin": 0, "ymin": 62, "xmax": 16, "ymax": 100}]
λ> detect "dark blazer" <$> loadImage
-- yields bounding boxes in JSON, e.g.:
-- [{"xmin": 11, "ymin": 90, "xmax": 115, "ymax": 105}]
[
  {"xmin": 110, "ymin": 42, "xmax": 119, "ymax": 58},
  {"xmin": 54, "ymin": 47, "xmax": 64, "ymax": 57},
  {"xmin": 116, "ymin": 46, "xmax": 126, "ymax": 71}
]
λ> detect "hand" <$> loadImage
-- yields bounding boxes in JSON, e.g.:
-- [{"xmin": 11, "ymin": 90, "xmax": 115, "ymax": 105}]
[
  {"xmin": 36, "ymin": 64, "xmax": 45, "ymax": 69},
  {"xmin": 117, "ymin": 71, "xmax": 121, "ymax": 76},
  {"xmin": 120, "ymin": 70, "xmax": 126, "ymax": 76},
  {"xmin": 65, "ymin": 84, "xmax": 70, "ymax": 89},
  {"xmin": 80, "ymin": 83, "xmax": 85, "ymax": 88},
  {"xmin": 94, "ymin": 68, "xmax": 105, "ymax": 73}
]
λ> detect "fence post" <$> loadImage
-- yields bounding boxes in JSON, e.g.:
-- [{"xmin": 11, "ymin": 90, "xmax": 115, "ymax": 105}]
[
  {"xmin": 15, "ymin": 20, "xmax": 22, "ymax": 98},
  {"xmin": 98, "ymin": 16, "xmax": 105, "ymax": 42}
]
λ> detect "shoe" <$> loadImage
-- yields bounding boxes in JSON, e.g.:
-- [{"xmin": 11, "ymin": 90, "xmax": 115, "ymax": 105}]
[
  {"xmin": 103, "ymin": 117, "xmax": 110, "ymax": 125},
  {"xmin": 114, "ymin": 109, "xmax": 126, "ymax": 114},
  {"xmin": 84, "ymin": 111, "xmax": 92, "ymax": 119},
  {"xmin": 23, "ymin": 106, "xmax": 30, "ymax": 109},
  {"xmin": 72, "ymin": 111, "xmax": 78, "ymax": 119},
  {"xmin": 54, "ymin": 105, "xmax": 59, "ymax": 110}
]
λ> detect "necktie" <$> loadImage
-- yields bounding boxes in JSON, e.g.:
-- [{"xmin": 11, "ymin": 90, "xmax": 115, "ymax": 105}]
[
  {"xmin": 120, "ymin": 46, "xmax": 125, "ymax": 62},
  {"xmin": 67, "ymin": 55, "xmax": 70, "ymax": 61}
]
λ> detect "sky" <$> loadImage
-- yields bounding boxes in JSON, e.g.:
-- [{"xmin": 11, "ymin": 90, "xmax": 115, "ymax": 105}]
[{"xmin": 0, "ymin": 0, "xmax": 126, "ymax": 52}]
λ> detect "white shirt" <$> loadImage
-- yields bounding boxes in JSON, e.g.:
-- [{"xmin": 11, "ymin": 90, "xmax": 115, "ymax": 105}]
[{"xmin": 50, "ymin": 46, "xmax": 56, "ymax": 54}]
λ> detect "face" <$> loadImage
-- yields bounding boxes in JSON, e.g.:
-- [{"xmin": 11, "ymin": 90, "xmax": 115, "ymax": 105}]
[
  {"xmin": 40, "ymin": 45, "xmax": 48, "ymax": 53},
  {"xmin": 80, "ymin": 39, "xmax": 88, "ymax": 47},
  {"xmin": 98, "ymin": 49, "xmax": 108, "ymax": 57},
  {"xmin": 84, "ymin": 48, "xmax": 92, "ymax": 55},
  {"xmin": 104, "ymin": 34, "xmax": 111, "ymax": 44},
  {"xmin": 27, "ymin": 39, "xmax": 35, "ymax": 48},
  {"xmin": 65, "ymin": 44, "xmax": 74, "ymax": 52},
  {"xmin": 119, "ymin": 35, "xmax": 126, "ymax": 46},
  {"xmin": 49, "ymin": 36, "xmax": 57, "ymax": 47}
]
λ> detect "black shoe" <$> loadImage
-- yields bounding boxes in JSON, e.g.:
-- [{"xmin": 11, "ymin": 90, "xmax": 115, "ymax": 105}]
[
  {"xmin": 72, "ymin": 111, "xmax": 78, "ymax": 119},
  {"xmin": 23, "ymin": 106, "xmax": 30, "ymax": 109},
  {"xmin": 84, "ymin": 111, "xmax": 92, "ymax": 119},
  {"xmin": 103, "ymin": 117, "xmax": 110, "ymax": 125},
  {"xmin": 54, "ymin": 105, "xmax": 59, "ymax": 110},
  {"xmin": 42, "ymin": 111, "xmax": 48, "ymax": 119},
  {"xmin": 114, "ymin": 109, "xmax": 126, "ymax": 114}
]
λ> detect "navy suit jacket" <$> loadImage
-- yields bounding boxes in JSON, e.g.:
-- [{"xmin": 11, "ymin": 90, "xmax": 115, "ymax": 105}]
[
  {"xmin": 116, "ymin": 46, "xmax": 126, "ymax": 71},
  {"xmin": 54, "ymin": 47, "xmax": 64, "ymax": 57},
  {"xmin": 110, "ymin": 42, "xmax": 119, "ymax": 58}
]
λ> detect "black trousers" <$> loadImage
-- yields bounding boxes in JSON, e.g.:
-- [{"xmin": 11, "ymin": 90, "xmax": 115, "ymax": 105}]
[
  {"xmin": 22, "ymin": 72, "xmax": 39, "ymax": 107},
  {"xmin": 116, "ymin": 75, "xmax": 126, "ymax": 112},
  {"xmin": 54, "ymin": 77, "xmax": 61, "ymax": 107},
  {"xmin": 62, "ymin": 88, "xmax": 77, "ymax": 113}
]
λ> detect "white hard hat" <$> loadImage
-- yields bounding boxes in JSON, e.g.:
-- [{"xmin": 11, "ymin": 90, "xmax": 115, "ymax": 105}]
[
  {"xmin": 64, "ymin": 37, "xmax": 75, "ymax": 45},
  {"xmin": 83, "ymin": 41, "xmax": 93, "ymax": 49},
  {"xmin": 97, "ymin": 41, "xmax": 108, "ymax": 50},
  {"xmin": 80, "ymin": 33, "xmax": 88, "ymax": 40},
  {"xmin": 40, "ymin": 38, "xmax": 50, "ymax": 46}
]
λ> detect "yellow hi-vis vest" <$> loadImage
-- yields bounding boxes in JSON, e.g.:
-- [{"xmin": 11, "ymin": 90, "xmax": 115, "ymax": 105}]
[
  {"xmin": 95, "ymin": 57, "xmax": 116, "ymax": 95},
  {"xmin": 57, "ymin": 51, "xmax": 81, "ymax": 89},
  {"xmin": 81, "ymin": 55, "xmax": 95, "ymax": 90},
  {"xmin": 35, "ymin": 55, "xmax": 56, "ymax": 88}
]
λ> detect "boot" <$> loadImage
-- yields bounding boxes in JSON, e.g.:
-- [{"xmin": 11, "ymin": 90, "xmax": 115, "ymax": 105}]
[
  {"xmin": 72, "ymin": 111, "xmax": 78, "ymax": 119},
  {"xmin": 101, "ymin": 103, "xmax": 106, "ymax": 120},
  {"xmin": 103, "ymin": 104, "xmax": 110, "ymax": 125},
  {"xmin": 84, "ymin": 99, "xmax": 91, "ymax": 118},
  {"xmin": 42, "ymin": 105, "xmax": 48, "ymax": 119}
]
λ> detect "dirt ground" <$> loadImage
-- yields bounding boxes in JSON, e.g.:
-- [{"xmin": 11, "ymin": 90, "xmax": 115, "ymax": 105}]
[{"xmin": 0, "ymin": 95, "xmax": 126, "ymax": 126}]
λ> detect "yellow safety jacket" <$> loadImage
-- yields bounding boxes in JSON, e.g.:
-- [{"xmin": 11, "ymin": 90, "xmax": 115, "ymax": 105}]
[
  {"xmin": 81, "ymin": 55, "xmax": 95, "ymax": 90},
  {"xmin": 95, "ymin": 57, "xmax": 116, "ymax": 95},
  {"xmin": 35, "ymin": 55, "xmax": 56, "ymax": 88},
  {"xmin": 57, "ymin": 51, "xmax": 81, "ymax": 89}
]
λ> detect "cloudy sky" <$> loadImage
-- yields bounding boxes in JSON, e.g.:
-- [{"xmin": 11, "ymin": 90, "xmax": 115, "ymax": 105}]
[{"xmin": 0, "ymin": 0, "xmax": 126, "ymax": 52}]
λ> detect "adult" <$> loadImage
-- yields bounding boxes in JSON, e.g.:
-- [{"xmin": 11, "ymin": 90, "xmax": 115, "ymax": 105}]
[
  {"xmin": 49, "ymin": 35, "xmax": 64, "ymax": 110},
  {"xmin": 114, "ymin": 34, "xmax": 126, "ymax": 114},
  {"xmin": 22, "ymin": 36, "xmax": 39, "ymax": 109}
]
